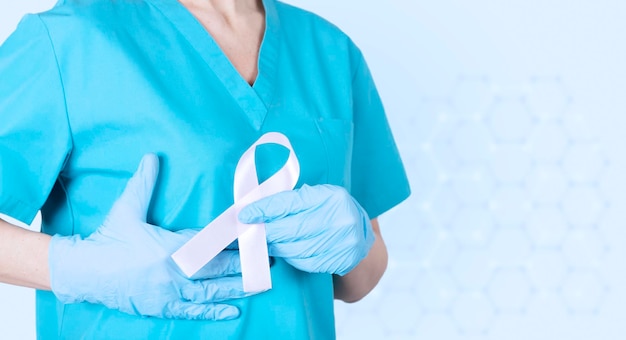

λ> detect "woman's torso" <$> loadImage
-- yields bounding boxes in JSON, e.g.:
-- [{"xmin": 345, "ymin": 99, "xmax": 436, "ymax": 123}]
[{"xmin": 35, "ymin": 0, "xmax": 358, "ymax": 338}]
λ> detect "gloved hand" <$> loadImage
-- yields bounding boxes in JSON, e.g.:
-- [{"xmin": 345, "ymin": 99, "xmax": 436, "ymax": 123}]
[
  {"xmin": 238, "ymin": 184, "xmax": 375, "ymax": 276},
  {"xmin": 49, "ymin": 154, "xmax": 245, "ymax": 320}
]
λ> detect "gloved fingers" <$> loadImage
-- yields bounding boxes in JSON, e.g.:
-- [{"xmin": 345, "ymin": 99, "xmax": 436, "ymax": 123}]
[
  {"xmin": 109, "ymin": 153, "xmax": 159, "ymax": 222},
  {"xmin": 189, "ymin": 250, "xmax": 242, "ymax": 279},
  {"xmin": 267, "ymin": 238, "xmax": 327, "ymax": 259},
  {"xmin": 238, "ymin": 188, "xmax": 312, "ymax": 224},
  {"xmin": 268, "ymin": 240, "xmax": 342, "ymax": 268},
  {"xmin": 181, "ymin": 276, "xmax": 247, "ymax": 304},
  {"xmin": 284, "ymin": 246, "xmax": 362, "ymax": 276},
  {"xmin": 263, "ymin": 213, "xmax": 335, "ymax": 245},
  {"xmin": 164, "ymin": 301, "xmax": 239, "ymax": 321},
  {"xmin": 326, "ymin": 246, "xmax": 365, "ymax": 276}
]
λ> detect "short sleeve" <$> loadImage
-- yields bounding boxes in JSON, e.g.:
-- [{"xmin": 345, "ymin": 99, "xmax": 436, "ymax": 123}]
[
  {"xmin": 349, "ymin": 47, "xmax": 411, "ymax": 219},
  {"xmin": 0, "ymin": 15, "xmax": 72, "ymax": 224}
]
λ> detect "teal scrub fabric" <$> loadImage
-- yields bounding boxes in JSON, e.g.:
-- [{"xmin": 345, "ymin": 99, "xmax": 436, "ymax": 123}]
[{"xmin": 0, "ymin": 0, "xmax": 411, "ymax": 338}]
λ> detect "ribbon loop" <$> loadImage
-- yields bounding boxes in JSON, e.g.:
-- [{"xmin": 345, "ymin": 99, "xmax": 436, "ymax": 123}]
[{"xmin": 172, "ymin": 132, "xmax": 300, "ymax": 293}]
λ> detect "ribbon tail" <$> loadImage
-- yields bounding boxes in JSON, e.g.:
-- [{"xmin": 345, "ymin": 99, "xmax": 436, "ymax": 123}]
[{"xmin": 238, "ymin": 223, "xmax": 272, "ymax": 293}]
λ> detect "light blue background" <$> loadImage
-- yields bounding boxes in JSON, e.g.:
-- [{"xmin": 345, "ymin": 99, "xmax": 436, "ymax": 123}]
[{"xmin": 2, "ymin": 1, "xmax": 626, "ymax": 339}]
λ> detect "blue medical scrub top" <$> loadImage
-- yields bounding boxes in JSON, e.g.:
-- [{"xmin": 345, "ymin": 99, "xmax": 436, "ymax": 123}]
[{"xmin": 0, "ymin": 0, "xmax": 410, "ymax": 338}]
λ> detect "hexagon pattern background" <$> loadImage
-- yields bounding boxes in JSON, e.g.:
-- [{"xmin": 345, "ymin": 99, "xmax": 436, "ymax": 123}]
[
  {"xmin": 2, "ymin": 1, "xmax": 626, "ymax": 339},
  {"xmin": 334, "ymin": 75, "xmax": 620, "ymax": 340}
]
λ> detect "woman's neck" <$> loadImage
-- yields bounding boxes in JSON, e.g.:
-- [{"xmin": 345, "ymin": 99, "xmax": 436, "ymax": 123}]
[
  {"xmin": 179, "ymin": 0, "xmax": 263, "ymax": 19},
  {"xmin": 178, "ymin": 0, "xmax": 266, "ymax": 85}
]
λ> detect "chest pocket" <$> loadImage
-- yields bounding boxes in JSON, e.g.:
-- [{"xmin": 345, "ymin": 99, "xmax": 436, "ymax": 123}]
[{"xmin": 314, "ymin": 118, "xmax": 354, "ymax": 189}]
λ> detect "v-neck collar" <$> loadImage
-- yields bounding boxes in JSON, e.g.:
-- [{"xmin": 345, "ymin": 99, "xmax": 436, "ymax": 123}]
[{"xmin": 148, "ymin": 0, "xmax": 281, "ymax": 130}]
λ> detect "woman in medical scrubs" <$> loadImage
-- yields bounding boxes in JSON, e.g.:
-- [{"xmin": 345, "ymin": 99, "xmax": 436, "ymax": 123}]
[{"xmin": 0, "ymin": 0, "xmax": 410, "ymax": 338}]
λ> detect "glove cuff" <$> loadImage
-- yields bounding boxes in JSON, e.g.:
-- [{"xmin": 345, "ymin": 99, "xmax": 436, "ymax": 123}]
[{"xmin": 48, "ymin": 234, "xmax": 87, "ymax": 304}]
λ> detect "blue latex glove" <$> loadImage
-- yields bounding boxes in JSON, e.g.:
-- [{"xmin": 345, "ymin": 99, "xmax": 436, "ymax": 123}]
[
  {"xmin": 49, "ymin": 154, "xmax": 245, "ymax": 320},
  {"xmin": 238, "ymin": 184, "xmax": 375, "ymax": 276}
]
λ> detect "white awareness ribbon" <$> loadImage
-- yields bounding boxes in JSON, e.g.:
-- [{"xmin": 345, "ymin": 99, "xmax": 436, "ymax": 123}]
[{"xmin": 171, "ymin": 132, "xmax": 300, "ymax": 293}]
